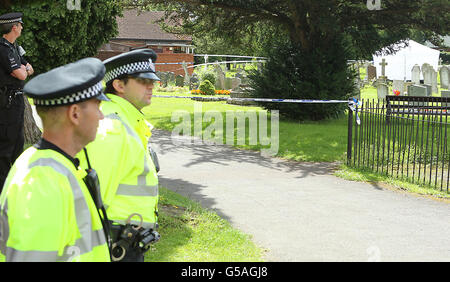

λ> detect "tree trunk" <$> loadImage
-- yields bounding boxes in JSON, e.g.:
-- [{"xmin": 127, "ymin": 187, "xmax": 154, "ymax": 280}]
[{"xmin": 23, "ymin": 96, "xmax": 41, "ymax": 145}]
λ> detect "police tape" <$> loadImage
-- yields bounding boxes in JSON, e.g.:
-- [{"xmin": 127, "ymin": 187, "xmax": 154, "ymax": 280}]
[
  {"xmin": 152, "ymin": 95, "xmax": 362, "ymax": 125},
  {"xmin": 153, "ymin": 95, "xmax": 351, "ymax": 104}
]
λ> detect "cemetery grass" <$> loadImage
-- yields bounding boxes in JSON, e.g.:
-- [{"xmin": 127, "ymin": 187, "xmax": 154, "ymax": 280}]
[
  {"xmin": 0, "ymin": 187, "xmax": 265, "ymax": 262},
  {"xmin": 146, "ymin": 90, "xmax": 349, "ymax": 162}
]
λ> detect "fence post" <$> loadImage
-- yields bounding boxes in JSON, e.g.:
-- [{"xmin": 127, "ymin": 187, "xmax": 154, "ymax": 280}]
[{"xmin": 347, "ymin": 100, "xmax": 354, "ymax": 165}]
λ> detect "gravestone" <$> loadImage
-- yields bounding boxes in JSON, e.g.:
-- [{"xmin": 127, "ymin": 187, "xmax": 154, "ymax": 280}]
[
  {"xmin": 367, "ymin": 65, "xmax": 377, "ymax": 81},
  {"xmin": 181, "ymin": 61, "xmax": 190, "ymax": 87},
  {"xmin": 439, "ymin": 66, "xmax": 449, "ymax": 89},
  {"xmin": 159, "ymin": 72, "xmax": 168, "ymax": 87},
  {"xmin": 231, "ymin": 77, "xmax": 241, "ymax": 90},
  {"xmin": 408, "ymin": 85, "xmax": 428, "ymax": 106},
  {"xmin": 431, "ymin": 70, "xmax": 438, "ymax": 94},
  {"xmin": 408, "ymin": 85, "xmax": 428, "ymax": 97},
  {"xmin": 189, "ymin": 73, "xmax": 199, "ymax": 90},
  {"xmin": 175, "ymin": 75, "xmax": 184, "ymax": 87},
  {"xmin": 392, "ymin": 80, "xmax": 405, "ymax": 95},
  {"xmin": 441, "ymin": 90, "xmax": 450, "ymax": 98},
  {"xmin": 224, "ymin": 77, "xmax": 233, "ymax": 90},
  {"xmin": 167, "ymin": 72, "xmax": 175, "ymax": 86},
  {"xmin": 214, "ymin": 64, "xmax": 225, "ymax": 90},
  {"xmin": 422, "ymin": 64, "xmax": 433, "ymax": 85},
  {"xmin": 411, "ymin": 65, "xmax": 421, "ymax": 85},
  {"xmin": 423, "ymin": 84, "xmax": 432, "ymax": 96},
  {"xmin": 376, "ymin": 82, "xmax": 389, "ymax": 99}
]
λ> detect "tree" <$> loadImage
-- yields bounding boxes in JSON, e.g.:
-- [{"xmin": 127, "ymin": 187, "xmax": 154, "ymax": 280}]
[
  {"xmin": 124, "ymin": 0, "xmax": 449, "ymax": 120},
  {"xmin": 124, "ymin": 0, "xmax": 448, "ymax": 57},
  {"xmin": 0, "ymin": 0, "xmax": 122, "ymax": 143}
]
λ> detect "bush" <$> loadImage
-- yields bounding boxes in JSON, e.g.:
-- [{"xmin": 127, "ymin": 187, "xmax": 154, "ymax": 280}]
[
  {"xmin": 199, "ymin": 80, "xmax": 216, "ymax": 95},
  {"xmin": 248, "ymin": 36, "xmax": 356, "ymax": 121},
  {"xmin": 200, "ymin": 71, "xmax": 217, "ymax": 86},
  {"xmin": 441, "ymin": 52, "xmax": 450, "ymax": 65}
]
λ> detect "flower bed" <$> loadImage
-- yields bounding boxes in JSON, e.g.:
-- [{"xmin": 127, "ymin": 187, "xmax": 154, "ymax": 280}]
[{"xmin": 190, "ymin": 89, "xmax": 231, "ymax": 95}]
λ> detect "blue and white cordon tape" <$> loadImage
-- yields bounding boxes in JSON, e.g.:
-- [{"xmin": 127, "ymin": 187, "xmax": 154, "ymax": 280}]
[{"xmin": 153, "ymin": 95, "xmax": 361, "ymax": 124}]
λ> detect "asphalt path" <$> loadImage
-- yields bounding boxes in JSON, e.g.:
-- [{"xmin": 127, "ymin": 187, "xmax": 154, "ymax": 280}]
[{"xmin": 154, "ymin": 129, "xmax": 450, "ymax": 262}]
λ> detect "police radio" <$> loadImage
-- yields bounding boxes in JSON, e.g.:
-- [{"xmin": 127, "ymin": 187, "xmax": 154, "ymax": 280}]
[{"xmin": 111, "ymin": 213, "xmax": 160, "ymax": 261}]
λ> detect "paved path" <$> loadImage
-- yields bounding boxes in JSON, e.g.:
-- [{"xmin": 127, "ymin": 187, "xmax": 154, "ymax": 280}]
[{"xmin": 151, "ymin": 129, "xmax": 450, "ymax": 262}]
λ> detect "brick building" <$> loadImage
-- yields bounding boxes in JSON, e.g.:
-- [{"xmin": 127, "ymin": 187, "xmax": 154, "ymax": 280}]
[{"xmin": 97, "ymin": 10, "xmax": 194, "ymax": 76}]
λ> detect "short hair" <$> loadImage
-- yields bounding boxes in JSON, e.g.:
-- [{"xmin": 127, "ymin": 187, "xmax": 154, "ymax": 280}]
[
  {"xmin": 1, "ymin": 22, "xmax": 18, "ymax": 35},
  {"xmin": 105, "ymin": 76, "xmax": 130, "ymax": 95}
]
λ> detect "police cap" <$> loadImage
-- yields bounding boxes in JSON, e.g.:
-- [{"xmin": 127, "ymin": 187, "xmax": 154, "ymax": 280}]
[
  {"xmin": 0, "ymin": 12, "xmax": 23, "ymax": 25},
  {"xmin": 24, "ymin": 58, "xmax": 110, "ymax": 107},
  {"xmin": 103, "ymin": 49, "xmax": 160, "ymax": 84}
]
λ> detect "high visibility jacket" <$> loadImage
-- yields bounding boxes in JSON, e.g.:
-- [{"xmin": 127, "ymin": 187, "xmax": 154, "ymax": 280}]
[
  {"xmin": 78, "ymin": 94, "xmax": 158, "ymax": 229},
  {"xmin": 0, "ymin": 147, "xmax": 110, "ymax": 262}
]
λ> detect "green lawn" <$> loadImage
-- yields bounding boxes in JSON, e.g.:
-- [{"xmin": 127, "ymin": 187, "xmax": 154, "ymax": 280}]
[{"xmin": 146, "ymin": 89, "xmax": 349, "ymax": 162}]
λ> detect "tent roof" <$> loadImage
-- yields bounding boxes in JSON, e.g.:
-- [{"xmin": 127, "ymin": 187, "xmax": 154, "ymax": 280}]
[{"xmin": 372, "ymin": 39, "xmax": 440, "ymax": 81}]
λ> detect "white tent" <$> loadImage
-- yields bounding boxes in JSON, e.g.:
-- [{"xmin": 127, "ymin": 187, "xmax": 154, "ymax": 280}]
[{"xmin": 372, "ymin": 39, "xmax": 440, "ymax": 81}]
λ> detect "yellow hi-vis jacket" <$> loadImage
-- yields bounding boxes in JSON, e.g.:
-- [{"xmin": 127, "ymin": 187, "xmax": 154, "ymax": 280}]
[
  {"xmin": 78, "ymin": 94, "xmax": 158, "ymax": 229},
  {"xmin": 0, "ymin": 147, "xmax": 110, "ymax": 262}
]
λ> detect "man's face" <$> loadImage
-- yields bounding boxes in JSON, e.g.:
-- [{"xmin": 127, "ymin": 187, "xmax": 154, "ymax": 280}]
[
  {"xmin": 121, "ymin": 77, "xmax": 155, "ymax": 110},
  {"xmin": 77, "ymin": 98, "xmax": 104, "ymax": 145}
]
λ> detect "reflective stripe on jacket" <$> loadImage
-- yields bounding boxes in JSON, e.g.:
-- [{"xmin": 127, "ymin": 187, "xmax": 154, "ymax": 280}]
[
  {"xmin": 0, "ymin": 147, "xmax": 110, "ymax": 262},
  {"xmin": 79, "ymin": 94, "xmax": 158, "ymax": 229}
]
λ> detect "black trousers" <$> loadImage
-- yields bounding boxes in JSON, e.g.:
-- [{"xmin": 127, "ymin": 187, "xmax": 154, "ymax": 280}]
[{"xmin": 0, "ymin": 94, "xmax": 24, "ymax": 192}]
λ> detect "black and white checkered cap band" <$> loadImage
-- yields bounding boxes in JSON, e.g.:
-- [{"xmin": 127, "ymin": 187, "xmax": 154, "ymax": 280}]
[
  {"xmin": 104, "ymin": 60, "xmax": 156, "ymax": 83},
  {"xmin": 33, "ymin": 81, "xmax": 104, "ymax": 106},
  {"xmin": 0, "ymin": 18, "xmax": 22, "ymax": 24}
]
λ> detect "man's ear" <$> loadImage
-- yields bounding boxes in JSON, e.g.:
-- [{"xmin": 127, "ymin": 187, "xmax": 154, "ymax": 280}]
[
  {"xmin": 67, "ymin": 104, "xmax": 81, "ymax": 126},
  {"xmin": 112, "ymin": 79, "xmax": 125, "ymax": 94}
]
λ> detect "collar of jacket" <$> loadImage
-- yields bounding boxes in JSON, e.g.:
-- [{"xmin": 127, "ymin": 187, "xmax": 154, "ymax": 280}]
[{"xmin": 104, "ymin": 93, "xmax": 152, "ymax": 145}]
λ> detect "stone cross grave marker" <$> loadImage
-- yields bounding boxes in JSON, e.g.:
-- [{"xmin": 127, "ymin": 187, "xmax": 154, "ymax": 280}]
[
  {"xmin": 376, "ymin": 82, "xmax": 389, "ymax": 99},
  {"xmin": 379, "ymin": 58, "xmax": 388, "ymax": 79}
]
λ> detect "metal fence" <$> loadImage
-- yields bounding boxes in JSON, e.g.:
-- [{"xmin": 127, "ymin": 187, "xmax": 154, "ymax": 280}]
[{"xmin": 347, "ymin": 96, "xmax": 450, "ymax": 193}]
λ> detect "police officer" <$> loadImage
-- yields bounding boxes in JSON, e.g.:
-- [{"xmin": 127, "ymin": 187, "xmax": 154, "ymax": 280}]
[
  {"xmin": 0, "ymin": 12, "xmax": 34, "ymax": 191},
  {"xmin": 0, "ymin": 58, "xmax": 111, "ymax": 262},
  {"xmin": 79, "ymin": 49, "xmax": 160, "ymax": 262}
]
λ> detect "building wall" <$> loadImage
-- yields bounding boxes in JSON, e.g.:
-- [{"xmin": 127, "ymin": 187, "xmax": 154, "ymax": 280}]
[
  {"xmin": 96, "ymin": 40, "xmax": 194, "ymax": 76},
  {"xmin": 156, "ymin": 53, "xmax": 194, "ymax": 76}
]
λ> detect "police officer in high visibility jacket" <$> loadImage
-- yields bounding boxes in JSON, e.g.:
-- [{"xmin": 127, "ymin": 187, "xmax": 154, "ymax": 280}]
[
  {"xmin": 0, "ymin": 12, "xmax": 34, "ymax": 191},
  {"xmin": 78, "ymin": 49, "xmax": 160, "ymax": 262},
  {"xmin": 0, "ymin": 58, "xmax": 111, "ymax": 262}
]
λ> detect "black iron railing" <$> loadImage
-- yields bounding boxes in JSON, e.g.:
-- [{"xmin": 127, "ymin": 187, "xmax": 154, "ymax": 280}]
[{"xmin": 347, "ymin": 96, "xmax": 450, "ymax": 193}]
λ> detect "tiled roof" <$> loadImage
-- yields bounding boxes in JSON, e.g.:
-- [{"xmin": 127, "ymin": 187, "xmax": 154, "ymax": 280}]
[{"xmin": 115, "ymin": 10, "xmax": 191, "ymax": 42}]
